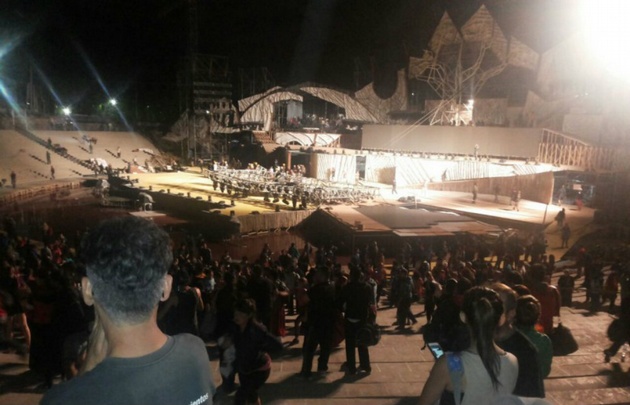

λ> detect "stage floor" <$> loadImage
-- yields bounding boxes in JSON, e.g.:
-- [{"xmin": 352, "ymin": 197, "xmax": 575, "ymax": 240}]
[
  {"xmin": 20, "ymin": 169, "xmax": 588, "ymax": 238},
  {"xmin": 123, "ymin": 169, "xmax": 593, "ymax": 234}
]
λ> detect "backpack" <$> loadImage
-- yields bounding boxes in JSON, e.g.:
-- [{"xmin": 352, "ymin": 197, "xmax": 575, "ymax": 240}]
[{"xmin": 356, "ymin": 322, "xmax": 381, "ymax": 346}]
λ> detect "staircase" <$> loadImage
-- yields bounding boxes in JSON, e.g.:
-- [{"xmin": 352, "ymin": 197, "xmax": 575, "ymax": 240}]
[{"xmin": 15, "ymin": 127, "xmax": 93, "ymax": 171}]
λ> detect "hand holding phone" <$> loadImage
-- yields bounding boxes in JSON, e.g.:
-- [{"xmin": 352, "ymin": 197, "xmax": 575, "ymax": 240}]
[{"xmin": 427, "ymin": 342, "xmax": 444, "ymax": 360}]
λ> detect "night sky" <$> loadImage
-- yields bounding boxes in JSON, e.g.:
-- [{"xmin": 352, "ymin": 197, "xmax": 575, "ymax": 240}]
[{"xmin": 1, "ymin": 0, "xmax": 575, "ymax": 121}]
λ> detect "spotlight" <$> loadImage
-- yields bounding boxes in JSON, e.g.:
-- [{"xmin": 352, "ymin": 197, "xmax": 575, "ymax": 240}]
[{"xmin": 62, "ymin": 107, "xmax": 71, "ymax": 116}]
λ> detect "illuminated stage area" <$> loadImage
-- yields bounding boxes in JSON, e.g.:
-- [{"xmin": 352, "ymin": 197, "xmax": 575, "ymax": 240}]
[
  {"xmin": 0, "ymin": 127, "xmax": 585, "ymax": 249},
  {"xmin": 103, "ymin": 166, "xmax": 585, "ymax": 252}
]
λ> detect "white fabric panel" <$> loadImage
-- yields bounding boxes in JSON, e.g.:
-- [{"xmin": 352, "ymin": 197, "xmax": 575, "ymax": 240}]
[
  {"xmin": 274, "ymin": 132, "xmax": 340, "ymax": 147},
  {"xmin": 238, "ymin": 88, "xmax": 303, "ymax": 124},
  {"xmin": 488, "ymin": 164, "xmax": 518, "ymax": 177},
  {"xmin": 409, "ymin": 6, "xmax": 537, "ymax": 85},
  {"xmin": 364, "ymin": 155, "xmax": 396, "ymax": 184},
  {"xmin": 508, "ymin": 37, "xmax": 539, "ymax": 71},
  {"xmin": 393, "ymin": 156, "xmax": 431, "ymax": 187},
  {"xmin": 441, "ymin": 160, "xmax": 553, "ymax": 181},
  {"xmin": 421, "ymin": 160, "xmax": 455, "ymax": 182},
  {"xmin": 354, "ymin": 69, "xmax": 409, "ymax": 123},
  {"xmin": 473, "ymin": 99, "xmax": 508, "ymax": 126},
  {"xmin": 444, "ymin": 161, "xmax": 489, "ymax": 181},
  {"xmin": 461, "ymin": 6, "xmax": 507, "ymax": 55},
  {"xmin": 512, "ymin": 164, "xmax": 542, "ymax": 176},
  {"xmin": 312, "ymin": 153, "xmax": 357, "ymax": 184},
  {"xmin": 299, "ymin": 87, "xmax": 378, "ymax": 123},
  {"xmin": 429, "ymin": 12, "xmax": 462, "ymax": 52},
  {"xmin": 363, "ymin": 153, "xmax": 555, "ymax": 184},
  {"xmin": 366, "ymin": 154, "xmax": 456, "ymax": 184}
]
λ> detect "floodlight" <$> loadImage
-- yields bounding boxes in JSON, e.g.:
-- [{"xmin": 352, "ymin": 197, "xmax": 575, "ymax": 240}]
[
  {"xmin": 62, "ymin": 107, "xmax": 71, "ymax": 116},
  {"xmin": 580, "ymin": 0, "xmax": 630, "ymax": 80},
  {"xmin": 109, "ymin": 98, "xmax": 117, "ymax": 106}
]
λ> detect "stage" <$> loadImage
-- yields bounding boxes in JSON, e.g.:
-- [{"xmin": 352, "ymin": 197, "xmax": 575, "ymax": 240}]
[{"xmin": 98, "ymin": 168, "xmax": 590, "ymax": 247}]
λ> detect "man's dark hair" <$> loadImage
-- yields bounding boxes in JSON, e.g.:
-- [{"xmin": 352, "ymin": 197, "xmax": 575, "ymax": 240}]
[
  {"xmin": 81, "ymin": 216, "xmax": 173, "ymax": 325},
  {"xmin": 315, "ymin": 266, "xmax": 329, "ymax": 281},
  {"xmin": 234, "ymin": 298, "xmax": 257, "ymax": 317}
]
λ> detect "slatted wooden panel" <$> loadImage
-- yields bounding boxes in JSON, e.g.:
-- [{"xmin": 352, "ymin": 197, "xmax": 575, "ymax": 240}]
[{"xmin": 537, "ymin": 129, "xmax": 630, "ymax": 172}]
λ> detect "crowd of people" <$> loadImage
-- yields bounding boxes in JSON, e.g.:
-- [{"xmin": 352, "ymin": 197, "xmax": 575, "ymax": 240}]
[
  {"xmin": 0, "ymin": 212, "xmax": 382, "ymax": 404},
  {"xmin": 1, "ymin": 210, "xmax": 629, "ymax": 404}
]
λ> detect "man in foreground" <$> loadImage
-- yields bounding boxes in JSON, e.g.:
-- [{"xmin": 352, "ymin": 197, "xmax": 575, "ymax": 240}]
[{"xmin": 41, "ymin": 216, "xmax": 215, "ymax": 405}]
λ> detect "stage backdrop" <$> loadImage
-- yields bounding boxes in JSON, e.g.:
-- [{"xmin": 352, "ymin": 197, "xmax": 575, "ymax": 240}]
[
  {"xmin": 362, "ymin": 125, "xmax": 541, "ymax": 158},
  {"xmin": 428, "ymin": 171, "xmax": 555, "ymax": 205},
  {"xmin": 311, "ymin": 153, "xmax": 357, "ymax": 184}
]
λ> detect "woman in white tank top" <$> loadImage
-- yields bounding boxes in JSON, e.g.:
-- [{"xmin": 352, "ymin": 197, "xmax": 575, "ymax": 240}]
[{"xmin": 419, "ymin": 287, "xmax": 518, "ymax": 405}]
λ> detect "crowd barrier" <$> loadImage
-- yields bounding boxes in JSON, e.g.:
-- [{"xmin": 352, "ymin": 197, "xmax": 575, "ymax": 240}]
[{"xmin": 0, "ymin": 181, "xmax": 82, "ymax": 207}]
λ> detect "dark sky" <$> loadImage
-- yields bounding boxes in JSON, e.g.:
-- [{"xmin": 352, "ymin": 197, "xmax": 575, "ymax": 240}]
[{"xmin": 1, "ymin": 0, "xmax": 575, "ymax": 120}]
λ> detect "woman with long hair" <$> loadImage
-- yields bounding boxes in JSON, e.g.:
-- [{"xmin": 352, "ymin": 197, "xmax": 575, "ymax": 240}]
[
  {"xmin": 231, "ymin": 298, "xmax": 283, "ymax": 405},
  {"xmin": 419, "ymin": 287, "xmax": 518, "ymax": 405}
]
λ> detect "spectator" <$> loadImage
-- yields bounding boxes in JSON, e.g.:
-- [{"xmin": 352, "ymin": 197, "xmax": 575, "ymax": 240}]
[
  {"xmin": 492, "ymin": 282, "xmax": 545, "ymax": 398},
  {"xmin": 247, "ymin": 265, "xmax": 274, "ymax": 330},
  {"xmin": 423, "ymin": 271, "xmax": 441, "ymax": 323},
  {"xmin": 554, "ymin": 208, "xmax": 565, "ymax": 229},
  {"xmin": 214, "ymin": 270, "xmax": 237, "ymax": 392},
  {"xmin": 515, "ymin": 295, "xmax": 553, "ymax": 378},
  {"xmin": 529, "ymin": 264, "xmax": 560, "ymax": 335},
  {"xmin": 292, "ymin": 277, "xmax": 309, "ymax": 345},
  {"xmin": 158, "ymin": 270, "xmax": 203, "ymax": 336},
  {"xmin": 41, "ymin": 216, "xmax": 215, "ymax": 405},
  {"xmin": 561, "ymin": 223, "xmax": 571, "ymax": 248},
  {"xmin": 603, "ymin": 268, "xmax": 620, "ymax": 313},
  {"xmin": 557, "ymin": 269, "xmax": 576, "ymax": 307},
  {"xmin": 557, "ymin": 185, "xmax": 566, "ymax": 206},
  {"xmin": 230, "ymin": 298, "xmax": 283, "ymax": 405},
  {"xmin": 300, "ymin": 267, "xmax": 335, "ymax": 378},
  {"xmin": 589, "ymin": 266, "xmax": 604, "ymax": 312},
  {"xmin": 419, "ymin": 287, "xmax": 518, "ymax": 405},
  {"xmin": 393, "ymin": 266, "xmax": 416, "ymax": 329},
  {"xmin": 338, "ymin": 267, "xmax": 373, "ymax": 376}
]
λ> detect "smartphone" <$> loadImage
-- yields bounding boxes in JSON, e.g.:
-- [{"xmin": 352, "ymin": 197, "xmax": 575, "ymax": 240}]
[{"xmin": 427, "ymin": 342, "xmax": 444, "ymax": 360}]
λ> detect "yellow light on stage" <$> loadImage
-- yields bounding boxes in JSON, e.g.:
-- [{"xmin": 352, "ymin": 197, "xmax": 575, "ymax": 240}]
[{"xmin": 580, "ymin": 0, "xmax": 630, "ymax": 80}]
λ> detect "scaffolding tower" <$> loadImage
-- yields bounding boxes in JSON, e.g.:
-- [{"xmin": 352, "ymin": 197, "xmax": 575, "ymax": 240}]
[{"xmin": 178, "ymin": 0, "xmax": 234, "ymax": 162}]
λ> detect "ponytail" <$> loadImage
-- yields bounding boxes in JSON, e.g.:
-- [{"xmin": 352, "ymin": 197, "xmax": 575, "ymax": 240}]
[{"xmin": 462, "ymin": 287, "xmax": 504, "ymax": 390}]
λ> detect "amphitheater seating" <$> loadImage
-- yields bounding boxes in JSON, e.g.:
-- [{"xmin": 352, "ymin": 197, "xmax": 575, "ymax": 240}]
[{"xmin": 0, "ymin": 128, "xmax": 161, "ymax": 187}]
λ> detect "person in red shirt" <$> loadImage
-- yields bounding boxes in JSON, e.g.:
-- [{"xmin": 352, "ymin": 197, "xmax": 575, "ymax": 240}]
[{"xmin": 529, "ymin": 264, "xmax": 560, "ymax": 334}]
